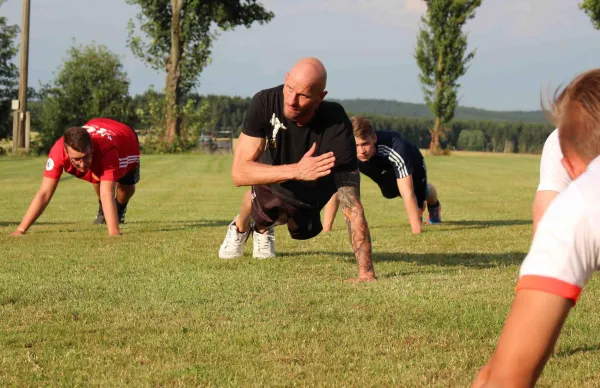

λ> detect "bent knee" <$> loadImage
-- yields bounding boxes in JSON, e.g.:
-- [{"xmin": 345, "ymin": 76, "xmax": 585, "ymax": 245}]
[{"xmin": 382, "ymin": 191, "xmax": 398, "ymax": 199}]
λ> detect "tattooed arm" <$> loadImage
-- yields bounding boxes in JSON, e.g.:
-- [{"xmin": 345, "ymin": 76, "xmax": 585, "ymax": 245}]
[{"xmin": 336, "ymin": 169, "xmax": 375, "ymax": 282}]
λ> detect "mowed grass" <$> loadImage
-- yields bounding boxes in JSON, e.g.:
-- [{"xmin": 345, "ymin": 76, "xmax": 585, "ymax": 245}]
[{"xmin": 1, "ymin": 152, "xmax": 599, "ymax": 387}]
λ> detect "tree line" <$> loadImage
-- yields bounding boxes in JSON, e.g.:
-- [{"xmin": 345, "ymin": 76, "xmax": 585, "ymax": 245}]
[
  {"xmin": 127, "ymin": 92, "xmax": 556, "ymax": 154},
  {"xmin": 5, "ymin": 38, "xmax": 556, "ymax": 156},
  {"xmin": 128, "ymin": 91, "xmax": 557, "ymax": 154},
  {"xmin": 334, "ymin": 99, "xmax": 547, "ymax": 124}
]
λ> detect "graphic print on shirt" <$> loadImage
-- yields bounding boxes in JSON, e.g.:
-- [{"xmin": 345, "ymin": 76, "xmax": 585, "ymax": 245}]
[
  {"xmin": 83, "ymin": 124, "xmax": 113, "ymax": 141},
  {"xmin": 269, "ymin": 113, "xmax": 286, "ymax": 149}
]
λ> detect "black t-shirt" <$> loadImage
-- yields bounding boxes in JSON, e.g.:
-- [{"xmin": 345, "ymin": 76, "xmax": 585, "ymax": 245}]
[
  {"xmin": 359, "ymin": 130, "xmax": 425, "ymax": 180},
  {"xmin": 242, "ymin": 84, "xmax": 358, "ymax": 210}
]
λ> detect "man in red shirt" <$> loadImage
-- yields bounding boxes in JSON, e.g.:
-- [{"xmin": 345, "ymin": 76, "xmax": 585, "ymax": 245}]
[{"xmin": 10, "ymin": 118, "xmax": 140, "ymax": 236}]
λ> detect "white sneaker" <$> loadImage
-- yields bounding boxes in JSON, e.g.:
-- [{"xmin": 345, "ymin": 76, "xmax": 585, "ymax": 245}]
[
  {"xmin": 253, "ymin": 228, "xmax": 276, "ymax": 259},
  {"xmin": 219, "ymin": 216, "xmax": 251, "ymax": 259}
]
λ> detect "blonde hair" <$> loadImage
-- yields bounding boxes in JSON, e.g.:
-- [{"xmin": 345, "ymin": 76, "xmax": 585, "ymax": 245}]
[
  {"xmin": 351, "ymin": 116, "xmax": 375, "ymax": 139},
  {"xmin": 544, "ymin": 68, "xmax": 600, "ymax": 163}
]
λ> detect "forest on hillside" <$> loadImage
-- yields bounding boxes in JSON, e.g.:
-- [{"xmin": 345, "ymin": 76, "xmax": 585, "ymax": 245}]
[{"xmin": 333, "ymin": 98, "xmax": 547, "ymax": 123}]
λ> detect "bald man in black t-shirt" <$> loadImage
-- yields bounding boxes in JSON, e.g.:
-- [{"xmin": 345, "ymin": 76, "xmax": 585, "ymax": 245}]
[{"xmin": 218, "ymin": 57, "xmax": 375, "ymax": 282}]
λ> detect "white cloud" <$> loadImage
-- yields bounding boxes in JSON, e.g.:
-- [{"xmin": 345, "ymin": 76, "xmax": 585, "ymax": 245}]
[
  {"xmin": 286, "ymin": 0, "xmax": 426, "ymax": 28},
  {"xmin": 470, "ymin": 0, "xmax": 587, "ymax": 39},
  {"xmin": 405, "ymin": 0, "xmax": 427, "ymax": 13},
  {"xmin": 282, "ymin": 0, "xmax": 587, "ymax": 38},
  {"xmin": 504, "ymin": 0, "xmax": 576, "ymax": 37}
]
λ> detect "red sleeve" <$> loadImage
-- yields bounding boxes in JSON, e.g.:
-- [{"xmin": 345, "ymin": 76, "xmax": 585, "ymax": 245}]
[
  {"xmin": 43, "ymin": 140, "xmax": 66, "ymax": 179},
  {"xmin": 99, "ymin": 147, "xmax": 121, "ymax": 181},
  {"xmin": 516, "ymin": 275, "xmax": 582, "ymax": 304}
]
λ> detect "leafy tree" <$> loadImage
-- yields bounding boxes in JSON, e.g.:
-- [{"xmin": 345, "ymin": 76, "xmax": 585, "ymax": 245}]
[
  {"xmin": 415, "ymin": 0, "xmax": 482, "ymax": 154},
  {"xmin": 126, "ymin": 0, "xmax": 274, "ymax": 145},
  {"xmin": 457, "ymin": 129, "xmax": 485, "ymax": 151},
  {"xmin": 35, "ymin": 42, "xmax": 134, "ymax": 152},
  {"xmin": 580, "ymin": 0, "xmax": 600, "ymax": 29},
  {"xmin": 0, "ymin": 0, "xmax": 19, "ymax": 140},
  {"xmin": 131, "ymin": 87, "xmax": 166, "ymax": 131}
]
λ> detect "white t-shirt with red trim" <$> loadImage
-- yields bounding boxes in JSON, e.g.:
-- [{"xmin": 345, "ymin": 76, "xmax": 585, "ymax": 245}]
[
  {"xmin": 537, "ymin": 128, "xmax": 571, "ymax": 192},
  {"xmin": 43, "ymin": 118, "xmax": 140, "ymax": 183},
  {"xmin": 518, "ymin": 156, "xmax": 600, "ymax": 303}
]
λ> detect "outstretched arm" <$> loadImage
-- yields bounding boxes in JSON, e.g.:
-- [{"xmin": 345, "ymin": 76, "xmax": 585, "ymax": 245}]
[
  {"xmin": 397, "ymin": 175, "xmax": 422, "ymax": 234},
  {"xmin": 336, "ymin": 170, "xmax": 375, "ymax": 282},
  {"xmin": 472, "ymin": 290, "xmax": 572, "ymax": 388},
  {"xmin": 11, "ymin": 177, "xmax": 59, "ymax": 235},
  {"xmin": 322, "ymin": 193, "xmax": 340, "ymax": 232},
  {"xmin": 99, "ymin": 180, "xmax": 121, "ymax": 236}
]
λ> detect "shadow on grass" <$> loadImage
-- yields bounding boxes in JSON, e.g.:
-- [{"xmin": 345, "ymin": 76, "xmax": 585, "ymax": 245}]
[
  {"xmin": 130, "ymin": 219, "xmax": 232, "ymax": 231},
  {"xmin": 372, "ymin": 251, "xmax": 525, "ymax": 268},
  {"xmin": 555, "ymin": 344, "xmax": 600, "ymax": 358},
  {"xmin": 440, "ymin": 219, "xmax": 531, "ymax": 230},
  {"xmin": 0, "ymin": 221, "xmax": 77, "ymax": 227},
  {"xmin": 329, "ymin": 220, "xmax": 531, "ymax": 232},
  {"xmin": 277, "ymin": 250, "xmax": 525, "ymax": 269},
  {"xmin": 1, "ymin": 220, "xmax": 231, "ymax": 232}
]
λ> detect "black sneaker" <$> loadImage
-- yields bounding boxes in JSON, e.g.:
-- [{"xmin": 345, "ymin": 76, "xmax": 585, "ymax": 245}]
[
  {"xmin": 93, "ymin": 203, "xmax": 106, "ymax": 225},
  {"xmin": 117, "ymin": 205, "xmax": 127, "ymax": 224}
]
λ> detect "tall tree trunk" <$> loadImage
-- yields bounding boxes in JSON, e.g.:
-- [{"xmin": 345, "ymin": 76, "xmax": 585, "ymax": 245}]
[
  {"xmin": 430, "ymin": 117, "xmax": 441, "ymax": 154},
  {"xmin": 165, "ymin": 0, "xmax": 183, "ymax": 144},
  {"xmin": 430, "ymin": 53, "xmax": 444, "ymax": 155}
]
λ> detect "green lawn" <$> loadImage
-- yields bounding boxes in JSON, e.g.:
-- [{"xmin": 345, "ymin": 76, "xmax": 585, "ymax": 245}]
[{"xmin": 1, "ymin": 152, "xmax": 599, "ymax": 387}]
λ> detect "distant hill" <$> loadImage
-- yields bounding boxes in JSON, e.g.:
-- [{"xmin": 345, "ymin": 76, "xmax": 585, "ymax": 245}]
[{"xmin": 332, "ymin": 98, "xmax": 548, "ymax": 124}]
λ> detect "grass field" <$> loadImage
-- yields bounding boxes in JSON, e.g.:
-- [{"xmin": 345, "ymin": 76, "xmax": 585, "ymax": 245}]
[{"xmin": 1, "ymin": 152, "xmax": 599, "ymax": 387}]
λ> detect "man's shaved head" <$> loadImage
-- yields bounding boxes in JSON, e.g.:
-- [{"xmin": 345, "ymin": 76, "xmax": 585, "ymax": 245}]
[
  {"xmin": 283, "ymin": 57, "xmax": 328, "ymax": 125},
  {"xmin": 288, "ymin": 57, "xmax": 327, "ymax": 94}
]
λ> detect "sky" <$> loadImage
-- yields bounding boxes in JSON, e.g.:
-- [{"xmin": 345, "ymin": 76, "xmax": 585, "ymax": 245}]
[{"xmin": 2, "ymin": 0, "xmax": 599, "ymax": 111}]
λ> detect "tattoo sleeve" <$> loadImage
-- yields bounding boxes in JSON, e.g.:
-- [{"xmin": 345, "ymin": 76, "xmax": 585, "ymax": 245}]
[{"xmin": 336, "ymin": 169, "xmax": 375, "ymax": 279}]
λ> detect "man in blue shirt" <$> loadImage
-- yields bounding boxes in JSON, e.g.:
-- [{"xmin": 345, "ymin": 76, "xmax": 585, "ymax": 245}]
[{"xmin": 322, "ymin": 116, "xmax": 441, "ymax": 234}]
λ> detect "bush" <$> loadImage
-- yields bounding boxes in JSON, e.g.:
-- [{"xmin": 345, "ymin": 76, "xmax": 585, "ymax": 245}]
[
  {"xmin": 457, "ymin": 129, "xmax": 486, "ymax": 151},
  {"xmin": 34, "ymin": 41, "xmax": 134, "ymax": 153}
]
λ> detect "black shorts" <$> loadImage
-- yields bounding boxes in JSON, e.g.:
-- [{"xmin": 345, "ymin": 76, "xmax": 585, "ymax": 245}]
[
  {"xmin": 118, "ymin": 164, "xmax": 140, "ymax": 186},
  {"xmin": 251, "ymin": 185, "xmax": 322, "ymax": 240},
  {"xmin": 374, "ymin": 158, "xmax": 428, "ymax": 206}
]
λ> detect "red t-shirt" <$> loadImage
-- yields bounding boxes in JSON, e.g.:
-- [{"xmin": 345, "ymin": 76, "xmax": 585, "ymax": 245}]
[{"xmin": 43, "ymin": 118, "xmax": 140, "ymax": 183}]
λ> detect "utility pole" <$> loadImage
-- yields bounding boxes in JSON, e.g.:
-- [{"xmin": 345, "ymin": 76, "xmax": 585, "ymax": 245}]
[{"xmin": 14, "ymin": 0, "xmax": 31, "ymax": 151}]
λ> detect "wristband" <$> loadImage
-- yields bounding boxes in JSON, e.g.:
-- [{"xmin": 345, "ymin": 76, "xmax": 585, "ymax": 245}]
[{"xmin": 17, "ymin": 227, "xmax": 26, "ymax": 233}]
